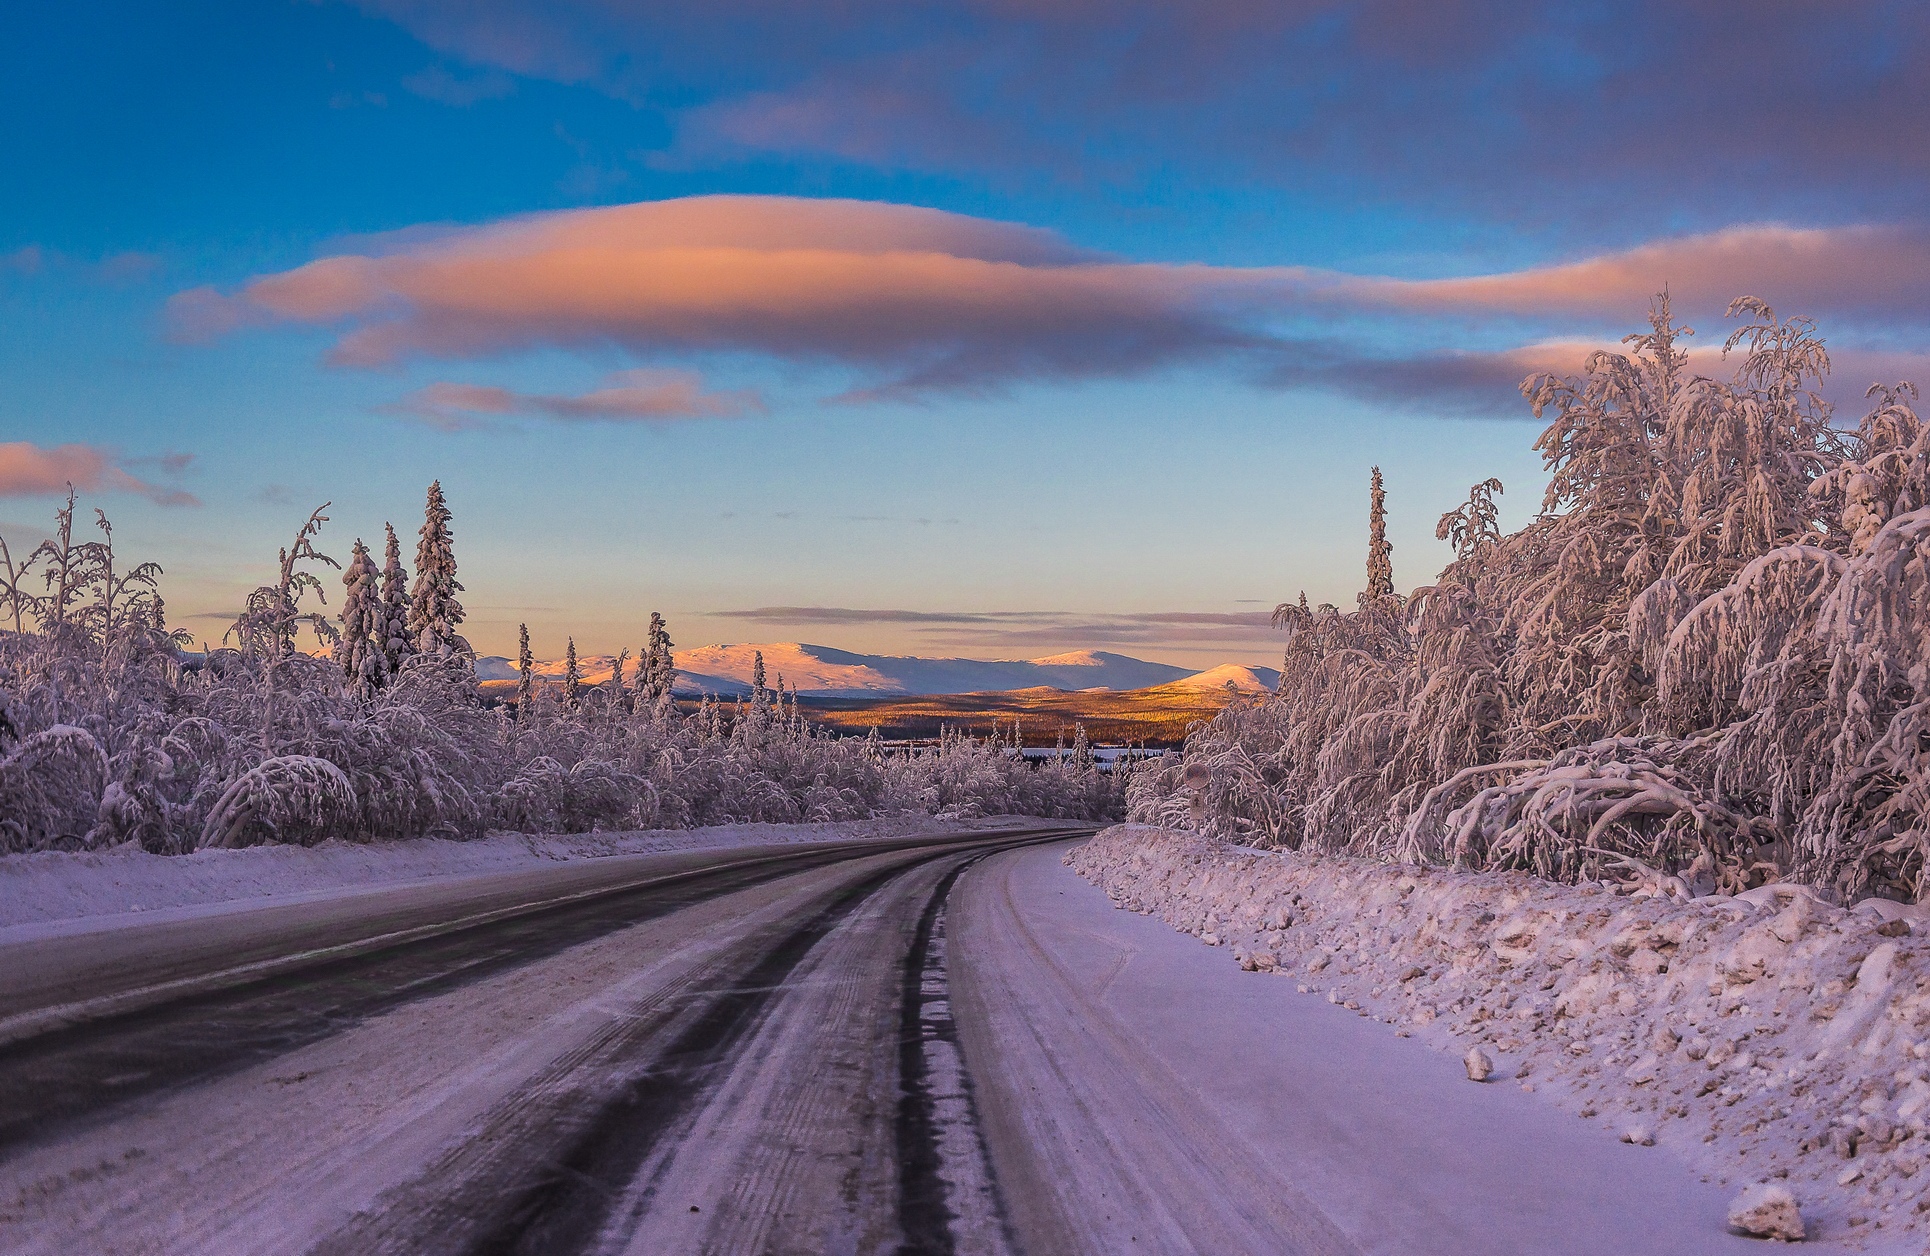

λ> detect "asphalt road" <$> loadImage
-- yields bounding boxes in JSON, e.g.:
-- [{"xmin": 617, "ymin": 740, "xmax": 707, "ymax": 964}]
[
  {"xmin": 0, "ymin": 828, "xmax": 1085, "ymax": 1255},
  {"xmin": 0, "ymin": 829, "xmax": 1810, "ymax": 1255}
]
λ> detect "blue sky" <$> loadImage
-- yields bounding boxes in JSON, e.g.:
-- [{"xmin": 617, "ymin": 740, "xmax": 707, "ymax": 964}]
[{"xmin": 6, "ymin": 2, "xmax": 1930, "ymax": 667}]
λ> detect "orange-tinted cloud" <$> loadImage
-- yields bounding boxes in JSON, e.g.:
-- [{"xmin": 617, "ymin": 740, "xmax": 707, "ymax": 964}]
[
  {"xmin": 396, "ymin": 369, "xmax": 763, "ymax": 430},
  {"xmin": 170, "ymin": 195, "xmax": 1286, "ymax": 394},
  {"xmin": 172, "ymin": 197, "xmax": 1930, "ymax": 402},
  {"xmin": 0, "ymin": 442, "xmax": 201, "ymax": 507},
  {"xmin": 1342, "ymin": 225, "xmax": 1930, "ymax": 323}
]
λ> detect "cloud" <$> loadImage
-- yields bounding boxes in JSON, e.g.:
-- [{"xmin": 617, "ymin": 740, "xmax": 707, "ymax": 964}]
[
  {"xmin": 0, "ymin": 442, "xmax": 201, "ymax": 507},
  {"xmin": 1276, "ymin": 339, "xmax": 1930, "ymax": 416},
  {"xmin": 394, "ymin": 368, "xmax": 763, "ymax": 430},
  {"xmin": 1342, "ymin": 225, "xmax": 1930, "ymax": 326},
  {"xmin": 169, "ymin": 195, "xmax": 1284, "ymax": 395},
  {"xmin": 171, "ymin": 196, "xmax": 1930, "ymax": 407},
  {"xmin": 0, "ymin": 245, "xmax": 162, "ymax": 285},
  {"xmin": 709, "ymin": 606, "xmax": 1280, "ymax": 646},
  {"xmin": 402, "ymin": 64, "xmax": 516, "ymax": 106},
  {"xmin": 3, "ymin": 245, "xmax": 44, "ymax": 276},
  {"xmin": 353, "ymin": 2, "xmax": 1930, "ymax": 234}
]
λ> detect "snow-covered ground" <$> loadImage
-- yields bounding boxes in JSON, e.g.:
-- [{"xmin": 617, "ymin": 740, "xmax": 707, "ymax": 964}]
[
  {"xmin": 1068, "ymin": 824, "xmax": 1930, "ymax": 1250},
  {"xmin": 0, "ymin": 815, "xmax": 1035, "ymax": 933}
]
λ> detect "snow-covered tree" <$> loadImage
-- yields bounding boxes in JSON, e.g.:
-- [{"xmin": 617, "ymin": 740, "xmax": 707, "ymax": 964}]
[
  {"xmin": 516, "ymin": 622, "xmax": 534, "ymax": 720},
  {"xmin": 563, "ymin": 637, "xmax": 581, "ymax": 712},
  {"xmin": 376, "ymin": 523, "xmax": 415, "ymax": 679},
  {"xmin": 408, "ymin": 481, "xmax": 467, "ymax": 659},
  {"xmin": 338, "ymin": 539, "xmax": 383, "ymax": 693},
  {"xmin": 1365, "ymin": 465, "xmax": 1394, "ymax": 599},
  {"xmin": 636, "ymin": 612, "xmax": 676, "ymax": 710},
  {"xmin": 1135, "ymin": 292, "xmax": 1930, "ymax": 902}
]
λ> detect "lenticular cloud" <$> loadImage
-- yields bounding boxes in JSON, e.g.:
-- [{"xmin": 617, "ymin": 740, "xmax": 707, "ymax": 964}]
[
  {"xmin": 167, "ymin": 196, "xmax": 1930, "ymax": 403},
  {"xmin": 169, "ymin": 196, "xmax": 1284, "ymax": 394}
]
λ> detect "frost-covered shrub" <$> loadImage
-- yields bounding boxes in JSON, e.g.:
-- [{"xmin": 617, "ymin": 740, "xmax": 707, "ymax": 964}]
[{"xmin": 1139, "ymin": 297, "xmax": 1930, "ymax": 904}]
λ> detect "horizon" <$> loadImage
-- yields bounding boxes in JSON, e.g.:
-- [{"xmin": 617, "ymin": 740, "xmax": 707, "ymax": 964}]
[{"xmin": 8, "ymin": 9, "xmax": 1929, "ymax": 1249}]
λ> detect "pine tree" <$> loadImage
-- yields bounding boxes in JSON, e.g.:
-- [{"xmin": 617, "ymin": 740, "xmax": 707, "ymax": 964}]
[
  {"xmin": 751, "ymin": 650, "xmax": 768, "ymax": 709},
  {"xmin": 563, "ymin": 637, "xmax": 581, "ymax": 712},
  {"xmin": 1071, "ymin": 723, "xmax": 1094, "ymax": 772},
  {"xmin": 409, "ymin": 480, "xmax": 467, "ymax": 658},
  {"xmin": 632, "ymin": 613, "xmax": 676, "ymax": 711},
  {"xmin": 516, "ymin": 622, "xmax": 534, "ymax": 720},
  {"xmin": 1365, "ymin": 465, "xmax": 1394, "ymax": 599},
  {"xmin": 643, "ymin": 612, "xmax": 675, "ymax": 708},
  {"xmin": 338, "ymin": 539, "xmax": 383, "ymax": 693},
  {"xmin": 377, "ymin": 523, "xmax": 415, "ymax": 679},
  {"xmin": 612, "ymin": 648, "xmax": 629, "ymax": 704}
]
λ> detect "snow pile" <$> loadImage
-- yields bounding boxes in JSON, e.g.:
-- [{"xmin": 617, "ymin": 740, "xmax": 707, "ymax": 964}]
[
  {"xmin": 1071, "ymin": 824, "xmax": 1930, "ymax": 1246},
  {"xmin": 0, "ymin": 815, "xmax": 1035, "ymax": 931}
]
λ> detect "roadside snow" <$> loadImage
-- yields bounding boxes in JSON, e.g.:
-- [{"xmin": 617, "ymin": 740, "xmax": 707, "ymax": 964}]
[
  {"xmin": 0, "ymin": 816, "xmax": 1035, "ymax": 932},
  {"xmin": 1069, "ymin": 824, "xmax": 1930, "ymax": 1250}
]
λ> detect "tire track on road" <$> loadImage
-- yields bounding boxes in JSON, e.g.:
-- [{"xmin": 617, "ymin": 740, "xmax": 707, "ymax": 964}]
[
  {"xmin": 0, "ymin": 839, "xmax": 991, "ymax": 1152},
  {"xmin": 305, "ymin": 830, "xmax": 1082, "ymax": 1256}
]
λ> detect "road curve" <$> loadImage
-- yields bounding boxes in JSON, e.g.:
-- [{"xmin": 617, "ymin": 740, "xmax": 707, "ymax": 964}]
[
  {"xmin": 0, "ymin": 827, "xmax": 1082, "ymax": 1255},
  {"xmin": 3, "ymin": 828, "xmax": 1779, "ymax": 1256}
]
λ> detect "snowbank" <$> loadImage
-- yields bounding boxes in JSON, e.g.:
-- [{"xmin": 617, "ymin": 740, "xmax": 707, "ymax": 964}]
[
  {"xmin": 0, "ymin": 816, "xmax": 1036, "ymax": 931},
  {"xmin": 1070, "ymin": 824, "xmax": 1930, "ymax": 1248}
]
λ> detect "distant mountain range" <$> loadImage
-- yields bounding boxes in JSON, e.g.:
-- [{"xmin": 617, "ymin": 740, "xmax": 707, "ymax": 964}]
[{"xmin": 474, "ymin": 642, "xmax": 1278, "ymax": 699}]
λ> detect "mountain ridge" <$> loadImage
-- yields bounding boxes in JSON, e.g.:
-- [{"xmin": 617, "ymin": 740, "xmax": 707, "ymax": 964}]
[{"xmin": 475, "ymin": 641, "xmax": 1257, "ymax": 698}]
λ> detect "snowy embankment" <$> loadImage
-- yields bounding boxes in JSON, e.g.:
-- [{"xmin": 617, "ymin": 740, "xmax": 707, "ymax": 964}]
[
  {"xmin": 0, "ymin": 816, "xmax": 1034, "ymax": 932},
  {"xmin": 1070, "ymin": 825, "xmax": 1930, "ymax": 1248}
]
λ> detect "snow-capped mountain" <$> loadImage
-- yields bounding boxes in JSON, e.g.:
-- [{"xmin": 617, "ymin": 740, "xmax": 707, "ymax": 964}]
[
  {"xmin": 474, "ymin": 642, "xmax": 1230, "ymax": 697},
  {"xmin": 1156, "ymin": 663, "xmax": 1282, "ymax": 693}
]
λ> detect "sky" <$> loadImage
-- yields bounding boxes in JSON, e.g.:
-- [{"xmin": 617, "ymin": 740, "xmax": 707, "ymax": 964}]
[{"xmin": 6, "ymin": 1, "xmax": 1930, "ymax": 670}]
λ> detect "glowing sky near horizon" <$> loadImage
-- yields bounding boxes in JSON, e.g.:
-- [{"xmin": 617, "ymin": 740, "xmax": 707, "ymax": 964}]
[{"xmin": 7, "ymin": 2, "xmax": 1930, "ymax": 669}]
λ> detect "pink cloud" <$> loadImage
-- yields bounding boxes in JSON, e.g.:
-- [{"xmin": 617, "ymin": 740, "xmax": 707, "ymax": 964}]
[
  {"xmin": 172, "ymin": 196, "xmax": 1930, "ymax": 401},
  {"xmin": 1342, "ymin": 225, "xmax": 1930, "ymax": 323},
  {"xmin": 0, "ymin": 443, "xmax": 201, "ymax": 507},
  {"xmin": 170, "ymin": 196, "xmax": 1274, "ymax": 392},
  {"xmin": 396, "ymin": 368, "xmax": 764, "ymax": 429}
]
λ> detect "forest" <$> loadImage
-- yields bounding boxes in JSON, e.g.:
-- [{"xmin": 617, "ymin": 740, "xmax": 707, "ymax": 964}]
[
  {"xmin": 1133, "ymin": 297, "xmax": 1930, "ymax": 906},
  {"xmin": 0, "ymin": 483, "xmax": 1118, "ymax": 854}
]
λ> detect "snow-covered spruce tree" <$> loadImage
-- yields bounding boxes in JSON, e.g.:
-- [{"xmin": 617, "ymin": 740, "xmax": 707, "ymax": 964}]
[
  {"xmin": 516, "ymin": 622, "xmax": 534, "ymax": 721},
  {"xmin": 563, "ymin": 637, "xmax": 581, "ymax": 712},
  {"xmin": 338, "ymin": 539, "xmax": 384, "ymax": 695},
  {"xmin": 377, "ymin": 523, "xmax": 415, "ymax": 679},
  {"xmin": 638, "ymin": 612, "xmax": 676, "ymax": 710},
  {"xmin": 408, "ymin": 481, "xmax": 467, "ymax": 660},
  {"xmin": 1365, "ymin": 466, "xmax": 1394, "ymax": 599}
]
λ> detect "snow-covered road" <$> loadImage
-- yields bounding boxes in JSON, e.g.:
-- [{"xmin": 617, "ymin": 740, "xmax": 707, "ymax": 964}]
[
  {"xmin": 956, "ymin": 842, "xmax": 1860, "ymax": 1254},
  {"xmin": 0, "ymin": 833, "xmax": 1852, "ymax": 1254}
]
